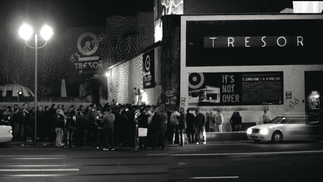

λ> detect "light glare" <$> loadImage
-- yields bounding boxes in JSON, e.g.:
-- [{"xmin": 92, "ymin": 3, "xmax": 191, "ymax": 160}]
[
  {"xmin": 40, "ymin": 25, "xmax": 53, "ymax": 40},
  {"xmin": 19, "ymin": 24, "xmax": 33, "ymax": 40},
  {"xmin": 260, "ymin": 128, "xmax": 269, "ymax": 135}
]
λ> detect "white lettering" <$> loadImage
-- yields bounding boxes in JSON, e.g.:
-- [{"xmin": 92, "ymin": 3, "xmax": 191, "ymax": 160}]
[
  {"xmin": 277, "ymin": 36, "xmax": 287, "ymax": 47},
  {"xmin": 297, "ymin": 36, "xmax": 304, "ymax": 46},
  {"xmin": 209, "ymin": 37, "xmax": 218, "ymax": 48},
  {"xmin": 222, "ymin": 85, "xmax": 235, "ymax": 93},
  {"xmin": 74, "ymin": 61, "xmax": 104, "ymax": 69},
  {"xmin": 245, "ymin": 37, "xmax": 250, "ymax": 47},
  {"xmin": 228, "ymin": 37, "xmax": 234, "ymax": 47},
  {"xmin": 222, "ymin": 94, "xmax": 240, "ymax": 103},
  {"xmin": 261, "ymin": 36, "xmax": 266, "ymax": 47}
]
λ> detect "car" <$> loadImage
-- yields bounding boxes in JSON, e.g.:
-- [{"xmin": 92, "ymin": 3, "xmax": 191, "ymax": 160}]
[
  {"xmin": 0, "ymin": 118, "xmax": 13, "ymax": 143},
  {"xmin": 246, "ymin": 113, "xmax": 323, "ymax": 143}
]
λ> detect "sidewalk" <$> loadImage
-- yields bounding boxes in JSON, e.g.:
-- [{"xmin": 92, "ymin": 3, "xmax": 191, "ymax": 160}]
[
  {"xmin": 4, "ymin": 132, "xmax": 248, "ymax": 148},
  {"xmin": 206, "ymin": 131, "xmax": 248, "ymax": 141}
]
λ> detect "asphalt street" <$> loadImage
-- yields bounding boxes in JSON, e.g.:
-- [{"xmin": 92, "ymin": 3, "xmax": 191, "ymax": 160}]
[{"xmin": 1, "ymin": 140, "xmax": 323, "ymax": 182}]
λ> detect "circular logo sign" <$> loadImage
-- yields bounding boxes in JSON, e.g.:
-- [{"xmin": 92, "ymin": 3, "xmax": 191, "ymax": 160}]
[
  {"xmin": 144, "ymin": 55, "xmax": 151, "ymax": 72},
  {"xmin": 189, "ymin": 73, "xmax": 205, "ymax": 89},
  {"xmin": 77, "ymin": 32, "xmax": 99, "ymax": 56}
]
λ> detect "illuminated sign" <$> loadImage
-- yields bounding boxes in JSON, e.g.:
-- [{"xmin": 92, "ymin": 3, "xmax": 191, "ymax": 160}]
[
  {"xmin": 188, "ymin": 72, "xmax": 283, "ymax": 106},
  {"xmin": 204, "ymin": 36, "xmax": 304, "ymax": 48},
  {"xmin": 185, "ymin": 17, "xmax": 323, "ymax": 66},
  {"xmin": 69, "ymin": 32, "xmax": 103, "ymax": 72},
  {"xmin": 143, "ymin": 50, "xmax": 155, "ymax": 89}
]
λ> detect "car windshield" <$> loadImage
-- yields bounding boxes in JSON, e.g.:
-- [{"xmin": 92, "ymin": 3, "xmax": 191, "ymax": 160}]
[
  {"xmin": 0, "ymin": 116, "xmax": 10, "ymax": 125},
  {"xmin": 269, "ymin": 116, "xmax": 285, "ymax": 124}
]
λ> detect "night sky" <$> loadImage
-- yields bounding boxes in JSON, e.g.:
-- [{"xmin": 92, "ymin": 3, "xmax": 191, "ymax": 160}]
[{"xmin": 0, "ymin": 0, "xmax": 153, "ymax": 36}]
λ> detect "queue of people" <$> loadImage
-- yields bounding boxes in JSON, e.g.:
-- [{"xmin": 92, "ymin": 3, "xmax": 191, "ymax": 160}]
[{"xmin": 0, "ymin": 103, "xmax": 244, "ymax": 149}]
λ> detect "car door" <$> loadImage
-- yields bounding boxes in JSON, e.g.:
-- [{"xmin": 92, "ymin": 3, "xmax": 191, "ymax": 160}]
[{"xmin": 284, "ymin": 116, "xmax": 310, "ymax": 140}]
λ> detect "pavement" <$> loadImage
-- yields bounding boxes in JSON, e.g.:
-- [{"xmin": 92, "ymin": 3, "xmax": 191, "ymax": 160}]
[{"xmin": 2, "ymin": 132, "xmax": 249, "ymax": 148}]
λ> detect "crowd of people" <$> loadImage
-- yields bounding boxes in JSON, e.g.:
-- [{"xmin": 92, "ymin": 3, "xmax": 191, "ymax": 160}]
[{"xmin": 0, "ymin": 103, "xmax": 241, "ymax": 150}]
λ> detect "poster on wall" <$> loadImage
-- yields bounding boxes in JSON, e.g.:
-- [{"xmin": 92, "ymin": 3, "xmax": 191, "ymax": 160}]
[
  {"xmin": 188, "ymin": 72, "xmax": 283, "ymax": 106},
  {"xmin": 143, "ymin": 50, "xmax": 155, "ymax": 89}
]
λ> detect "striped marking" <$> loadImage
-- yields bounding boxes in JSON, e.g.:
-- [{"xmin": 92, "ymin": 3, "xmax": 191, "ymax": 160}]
[
  {"xmin": 171, "ymin": 150, "xmax": 323, "ymax": 157},
  {"xmin": 148, "ymin": 150, "xmax": 323, "ymax": 157},
  {"xmin": 2, "ymin": 174, "xmax": 71, "ymax": 177},
  {"xmin": 0, "ymin": 155, "xmax": 67, "ymax": 158},
  {"xmin": 0, "ymin": 155, "xmax": 67, "ymax": 160},
  {"xmin": 0, "ymin": 169, "xmax": 79, "ymax": 172},
  {"xmin": 191, "ymin": 176, "xmax": 239, "ymax": 180}
]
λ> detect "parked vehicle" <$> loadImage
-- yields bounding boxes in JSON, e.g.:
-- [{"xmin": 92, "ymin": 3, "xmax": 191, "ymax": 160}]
[
  {"xmin": 246, "ymin": 113, "xmax": 323, "ymax": 143},
  {"xmin": 0, "ymin": 118, "xmax": 13, "ymax": 143}
]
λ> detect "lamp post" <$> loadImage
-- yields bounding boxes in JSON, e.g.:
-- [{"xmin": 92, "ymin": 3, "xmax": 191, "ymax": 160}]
[{"xmin": 19, "ymin": 23, "xmax": 53, "ymax": 145}]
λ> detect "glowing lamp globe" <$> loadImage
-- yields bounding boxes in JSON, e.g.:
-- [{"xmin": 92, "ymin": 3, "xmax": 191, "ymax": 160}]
[
  {"xmin": 40, "ymin": 25, "xmax": 53, "ymax": 40},
  {"xmin": 19, "ymin": 24, "xmax": 33, "ymax": 40}
]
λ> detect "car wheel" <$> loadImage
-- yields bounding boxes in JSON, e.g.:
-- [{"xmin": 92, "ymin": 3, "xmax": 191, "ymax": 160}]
[{"xmin": 271, "ymin": 131, "xmax": 283, "ymax": 143}]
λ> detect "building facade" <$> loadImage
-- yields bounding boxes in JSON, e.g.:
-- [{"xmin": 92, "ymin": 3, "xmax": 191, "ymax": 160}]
[{"xmin": 107, "ymin": 1, "xmax": 323, "ymax": 130}]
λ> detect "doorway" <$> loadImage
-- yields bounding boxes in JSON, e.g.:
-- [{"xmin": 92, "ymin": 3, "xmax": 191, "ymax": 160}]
[{"xmin": 305, "ymin": 71, "xmax": 323, "ymax": 124}]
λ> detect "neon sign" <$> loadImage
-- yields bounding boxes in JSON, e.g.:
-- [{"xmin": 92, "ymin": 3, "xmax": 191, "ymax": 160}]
[{"xmin": 204, "ymin": 36, "xmax": 304, "ymax": 48}]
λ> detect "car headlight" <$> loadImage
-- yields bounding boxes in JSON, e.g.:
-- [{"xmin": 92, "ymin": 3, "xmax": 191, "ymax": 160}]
[
  {"xmin": 246, "ymin": 128, "xmax": 252, "ymax": 134},
  {"xmin": 259, "ymin": 128, "xmax": 269, "ymax": 135}
]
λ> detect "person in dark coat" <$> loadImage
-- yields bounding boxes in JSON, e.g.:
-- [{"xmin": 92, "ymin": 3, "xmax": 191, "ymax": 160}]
[
  {"xmin": 195, "ymin": 107, "xmax": 206, "ymax": 144},
  {"xmin": 66, "ymin": 110, "xmax": 76, "ymax": 148},
  {"xmin": 102, "ymin": 106, "xmax": 116, "ymax": 150},
  {"xmin": 36, "ymin": 106, "xmax": 45, "ymax": 142},
  {"xmin": 12, "ymin": 104, "xmax": 21, "ymax": 141},
  {"xmin": 75, "ymin": 110, "xmax": 88, "ymax": 147},
  {"xmin": 186, "ymin": 109, "xmax": 196, "ymax": 144},
  {"xmin": 151, "ymin": 106, "xmax": 167, "ymax": 150},
  {"xmin": 137, "ymin": 107, "xmax": 149, "ymax": 150},
  {"xmin": 54, "ymin": 109, "xmax": 65, "ymax": 147},
  {"xmin": 230, "ymin": 111, "xmax": 242, "ymax": 132},
  {"xmin": 48, "ymin": 104, "xmax": 57, "ymax": 142},
  {"xmin": 178, "ymin": 107, "xmax": 186, "ymax": 146}
]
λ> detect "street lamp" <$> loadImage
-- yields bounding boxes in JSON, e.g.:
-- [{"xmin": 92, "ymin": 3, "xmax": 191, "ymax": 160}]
[{"xmin": 19, "ymin": 23, "xmax": 53, "ymax": 145}]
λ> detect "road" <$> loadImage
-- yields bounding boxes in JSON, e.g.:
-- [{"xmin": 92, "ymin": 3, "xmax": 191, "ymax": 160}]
[{"xmin": 1, "ymin": 140, "xmax": 323, "ymax": 182}]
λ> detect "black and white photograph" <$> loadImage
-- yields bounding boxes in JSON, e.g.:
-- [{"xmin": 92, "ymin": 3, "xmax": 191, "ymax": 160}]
[{"xmin": 0, "ymin": 0, "xmax": 323, "ymax": 181}]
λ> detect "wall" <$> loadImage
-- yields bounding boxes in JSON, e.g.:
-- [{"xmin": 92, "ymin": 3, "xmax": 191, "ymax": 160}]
[
  {"xmin": 107, "ymin": 45, "xmax": 162, "ymax": 106},
  {"xmin": 180, "ymin": 15, "xmax": 323, "ymax": 131}
]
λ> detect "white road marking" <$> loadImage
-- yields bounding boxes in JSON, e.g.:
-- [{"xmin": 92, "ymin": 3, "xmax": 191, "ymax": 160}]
[
  {"xmin": 2, "ymin": 174, "xmax": 71, "ymax": 177},
  {"xmin": 0, "ymin": 169, "xmax": 79, "ymax": 172},
  {"xmin": 0, "ymin": 155, "xmax": 67, "ymax": 158},
  {"xmin": 171, "ymin": 150, "xmax": 323, "ymax": 157},
  {"xmin": 148, "ymin": 150, "xmax": 323, "ymax": 157},
  {"xmin": 191, "ymin": 176, "xmax": 239, "ymax": 180},
  {"xmin": 0, "ymin": 165, "xmax": 72, "ymax": 168}
]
